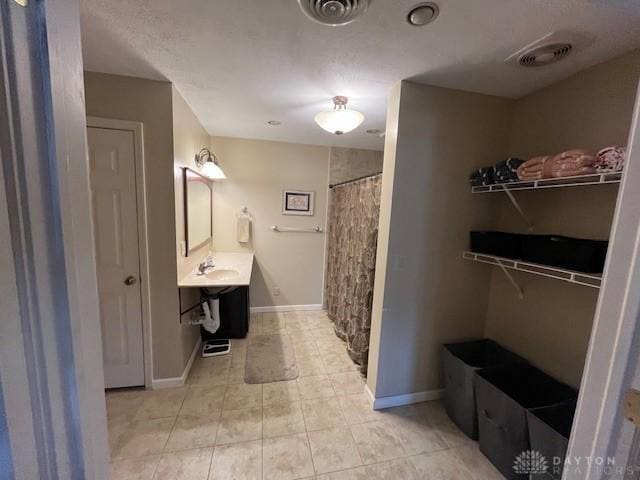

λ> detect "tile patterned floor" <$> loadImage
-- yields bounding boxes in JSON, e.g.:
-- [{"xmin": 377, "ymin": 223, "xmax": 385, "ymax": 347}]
[{"xmin": 107, "ymin": 310, "xmax": 503, "ymax": 479}]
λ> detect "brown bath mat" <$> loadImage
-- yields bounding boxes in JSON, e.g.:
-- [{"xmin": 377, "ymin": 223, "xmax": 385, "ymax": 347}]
[{"xmin": 244, "ymin": 334, "xmax": 298, "ymax": 384}]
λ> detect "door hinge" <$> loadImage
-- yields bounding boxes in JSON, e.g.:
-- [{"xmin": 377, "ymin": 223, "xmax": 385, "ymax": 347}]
[{"xmin": 624, "ymin": 389, "xmax": 640, "ymax": 427}]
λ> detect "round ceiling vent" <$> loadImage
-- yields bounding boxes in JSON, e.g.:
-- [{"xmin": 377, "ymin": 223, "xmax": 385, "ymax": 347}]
[
  {"xmin": 519, "ymin": 43, "xmax": 573, "ymax": 67},
  {"xmin": 407, "ymin": 3, "xmax": 439, "ymax": 27},
  {"xmin": 297, "ymin": 0, "xmax": 368, "ymax": 26}
]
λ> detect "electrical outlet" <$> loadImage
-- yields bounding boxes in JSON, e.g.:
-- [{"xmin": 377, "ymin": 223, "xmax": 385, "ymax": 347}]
[{"xmin": 273, "ymin": 287, "xmax": 281, "ymax": 296}]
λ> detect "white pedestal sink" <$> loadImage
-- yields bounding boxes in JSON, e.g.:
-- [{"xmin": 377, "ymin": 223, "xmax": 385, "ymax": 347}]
[{"xmin": 204, "ymin": 268, "xmax": 240, "ymax": 282}]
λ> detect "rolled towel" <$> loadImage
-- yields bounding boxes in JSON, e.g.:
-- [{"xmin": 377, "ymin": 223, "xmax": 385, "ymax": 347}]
[
  {"xmin": 517, "ymin": 156, "xmax": 549, "ymax": 181},
  {"xmin": 469, "ymin": 166, "xmax": 495, "ymax": 186},
  {"xmin": 544, "ymin": 149, "xmax": 596, "ymax": 178},
  {"xmin": 494, "ymin": 157, "xmax": 524, "ymax": 183},
  {"xmin": 595, "ymin": 146, "xmax": 625, "ymax": 173}
]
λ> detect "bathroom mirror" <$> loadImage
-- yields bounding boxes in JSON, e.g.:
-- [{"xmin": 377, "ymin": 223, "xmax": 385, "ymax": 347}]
[{"xmin": 183, "ymin": 167, "xmax": 212, "ymax": 256}]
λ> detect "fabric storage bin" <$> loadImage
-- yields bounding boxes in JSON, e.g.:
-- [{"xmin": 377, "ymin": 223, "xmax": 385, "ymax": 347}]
[
  {"xmin": 527, "ymin": 400, "xmax": 577, "ymax": 480},
  {"xmin": 442, "ymin": 339, "xmax": 527, "ymax": 440},
  {"xmin": 470, "ymin": 231, "xmax": 523, "ymax": 259},
  {"xmin": 520, "ymin": 235, "xmax": 608, "ymax": 273},
  {"xmin": 475, "ymin": 365, "xmax": 577, "ymax": 480}
]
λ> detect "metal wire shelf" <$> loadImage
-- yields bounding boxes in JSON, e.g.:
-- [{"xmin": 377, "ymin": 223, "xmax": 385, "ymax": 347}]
[{"xmin": 463, "ymin": 251, "xmax": 602, "ymax": 291}]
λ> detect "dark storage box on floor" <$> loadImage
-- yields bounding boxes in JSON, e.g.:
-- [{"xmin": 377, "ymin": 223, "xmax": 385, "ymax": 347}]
[
  {"xmin": 442, "ymin": 339, "xmax": 527, "ymax": 440},
  {"xmin": 527, "ymin": 400, "xmax": 577, "ymax": 480},
  {"xmin": 520, "ymin": 235, "xmax": 608, "ymax": 273},
  {"xmin": 470, "ymin": 231, "xmax": 522, "ymax": 259},
  {"xmin": 475, "ymin": 365, "xmax": 577, "ymax": 480}
]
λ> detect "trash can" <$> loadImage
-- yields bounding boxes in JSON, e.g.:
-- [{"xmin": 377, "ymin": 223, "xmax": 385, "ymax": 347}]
[
  {"xmin": 442, "ymin": 339, "xmax": 527, "ymax": 440},
  {"xmin": 475, "ymin": 365, "xmax": 577, "ymax": 480},
  {"xmin": 527, "ymin": 400, "xmax": 577, "ymax": 480}
]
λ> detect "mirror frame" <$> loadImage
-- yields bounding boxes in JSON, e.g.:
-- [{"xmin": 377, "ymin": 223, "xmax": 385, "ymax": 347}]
[{"xmin": 182, "ymin": 167, "xmax": 212, "ymax": 256}]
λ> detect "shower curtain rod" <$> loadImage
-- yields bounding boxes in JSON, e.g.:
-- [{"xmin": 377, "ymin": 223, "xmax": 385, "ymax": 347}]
[{"xmin": 329, "ymin": 171, "xmax": 382, "ymax": 189}]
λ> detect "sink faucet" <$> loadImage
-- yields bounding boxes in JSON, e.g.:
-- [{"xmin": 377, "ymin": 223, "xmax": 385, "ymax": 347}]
[
  {"xmin": 197, "ymin": 262, "xmax": 208, "ymax": 275},
  {"xmin": 197, "ymin": 252, "xmax": 215, "ymax": 275}
]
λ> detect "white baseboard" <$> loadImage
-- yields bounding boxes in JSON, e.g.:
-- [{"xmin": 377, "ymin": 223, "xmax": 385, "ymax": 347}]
[
  {"xmin": 151, "ymin": 337, "xmax": 201, "ymax": 389},
  {"xmin": 250, "ymin": 304, "xmax": 323, "ymax": 313},
  {"xmin": 365, "ymin": 384, "xmax": 444, "ymax": 410}
]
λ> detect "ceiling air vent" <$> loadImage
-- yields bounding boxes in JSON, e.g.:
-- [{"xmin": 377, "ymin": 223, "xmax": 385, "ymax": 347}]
[
  {"xmin": 506, "ymin": 32, "xmax": 591, "ymax": 68},
  {"xmin": 298, "ymin": 0, "xmax": 369, "ymax": 26},
  {"xmin": 518, "ymin": 43, "xmax": 573, "ymax": 67}
]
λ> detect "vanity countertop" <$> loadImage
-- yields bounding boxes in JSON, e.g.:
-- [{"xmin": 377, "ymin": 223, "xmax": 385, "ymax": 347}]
[{"xmin": 178, "ymin": 252, "xmax": 254, "ymax": 287}]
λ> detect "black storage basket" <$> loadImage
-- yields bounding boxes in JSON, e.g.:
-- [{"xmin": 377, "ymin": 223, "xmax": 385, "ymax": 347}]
[
  {"xmin": 527, "ymin": 401, "xmax": 577, "ymax": 480},
  {"xmin": 442, "ymin": 339, "xmax": 527, "ymax": 440},
  {"xmin": 520, "ymin": 235, "xmax": 608, "ymax": 273},
  {"xmin": 470, "ymin": 231, "xmax": 523, "ymax": 259},
  {"xmin": 475, "ymin": 365, "xmax": 577, "ymax": 480}
]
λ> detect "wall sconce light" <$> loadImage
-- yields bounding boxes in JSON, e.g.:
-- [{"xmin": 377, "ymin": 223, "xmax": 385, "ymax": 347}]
[{"xmin": 195, "ymin": 148, "xmax": 226, "ymax": 179}]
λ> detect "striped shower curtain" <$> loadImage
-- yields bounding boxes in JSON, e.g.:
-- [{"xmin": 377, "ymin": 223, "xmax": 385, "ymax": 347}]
[{"xmin": 325, "ymin": 174, "xmax": 382, "ymax": 375}]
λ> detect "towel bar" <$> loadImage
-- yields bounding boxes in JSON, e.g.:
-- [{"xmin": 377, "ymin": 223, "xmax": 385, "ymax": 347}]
[{"xmin": 271, "ymin": 225, "xmax": 324, "ymax": 233}]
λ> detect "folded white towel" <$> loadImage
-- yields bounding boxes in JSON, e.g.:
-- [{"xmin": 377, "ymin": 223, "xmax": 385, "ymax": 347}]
[{"xmin": 237, "ymin": 215, "xmax": 251, "ymax": 243}]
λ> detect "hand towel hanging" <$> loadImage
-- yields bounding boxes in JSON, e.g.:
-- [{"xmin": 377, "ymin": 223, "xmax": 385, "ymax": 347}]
[{"xmin": 237, "ymin": 214, "xmax": 251, "ymax": 243}]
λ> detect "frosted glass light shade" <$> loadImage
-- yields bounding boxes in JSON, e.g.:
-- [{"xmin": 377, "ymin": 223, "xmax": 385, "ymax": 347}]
[
  {"xmin": 315, "ymin": 109, "xmax": 365, "ymax": 135},
  {"xmin": 200, "ymin": 161, "xmax": 226, "ymax": 179}
]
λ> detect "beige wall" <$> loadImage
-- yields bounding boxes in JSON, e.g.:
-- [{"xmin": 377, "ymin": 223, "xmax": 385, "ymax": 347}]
[
  {"xmin": 368, "ymin": 81, "xmax": 513, "ymax": 398},
  {"xmin": 171, "ymin": 87, "xmax": 211, "ymax": 368},
  {"xmin": 84, "ymin": 72, "xmax": 202, "ymax": 379},
  {"xmin": 210, "ymin": 137, "xmax": 330, "ymax": 308},
  {"xmin": 484, "ymin": 50, "xmax": 640, "ymax": 387},
  {"xmin": 329, "ymin": 147, "xmax": 383, "ymax": 185}
]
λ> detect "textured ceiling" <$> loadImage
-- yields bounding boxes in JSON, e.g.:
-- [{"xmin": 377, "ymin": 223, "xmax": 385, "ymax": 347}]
[{"xmin": 80, "ymin": 0, "xmax": 640, "ymax": 150}]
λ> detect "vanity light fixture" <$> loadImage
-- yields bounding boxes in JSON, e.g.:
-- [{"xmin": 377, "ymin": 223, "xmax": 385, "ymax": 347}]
[
  {"xmin": 314, "ymin": 96, "xmax": 364, "ymax": 135},
  {"xmin": 195, "ymin": 148, "xmax": 226, "ymax": 179}
]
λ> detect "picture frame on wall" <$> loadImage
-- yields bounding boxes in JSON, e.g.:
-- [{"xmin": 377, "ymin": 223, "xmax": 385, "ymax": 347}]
[{"xmin": 282, "ymin": 190, "xmax": 315, "ymax": 216}]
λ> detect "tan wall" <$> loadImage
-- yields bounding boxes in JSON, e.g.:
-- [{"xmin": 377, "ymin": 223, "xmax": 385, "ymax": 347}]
[
  {"xmin": 368, "ymin": 81, "xmax": 513, "ymax": 398},
  {"xmin": 171, "ymin": 87, "xmax": 212, "ymax": 368},
  {"xmin": 484, "ymin": 50, "xmax": 640, "ymax": 387},
  {"xmin": 84, "ymin": 72, "xmax": 195, "ymax": 379},
  {"xmin": 329, "ymin": 147, "xmax": 383, "ymax": 185},
  {"xmin": 209, "ymin": 137, "xmax": 330, "ymax": 308}
]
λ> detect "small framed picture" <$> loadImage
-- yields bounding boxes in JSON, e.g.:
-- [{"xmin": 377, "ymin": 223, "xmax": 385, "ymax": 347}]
[{"xmin": 282, "ymin": 190, "xmax": 315, "ymax": 216}]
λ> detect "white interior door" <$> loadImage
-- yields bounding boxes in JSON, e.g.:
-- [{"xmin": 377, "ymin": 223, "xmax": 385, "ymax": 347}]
[
  {"xmin": 88, "ymin": 127, "xmax": 145, "ymax": 389},
  {"xmin": 565, "ymin": 81, "xmax": 640, "ymax": 479}
]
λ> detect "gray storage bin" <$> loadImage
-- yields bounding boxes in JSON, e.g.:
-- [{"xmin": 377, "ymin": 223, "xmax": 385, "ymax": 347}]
[
  {"xmin": 442, "ymin": 339, "xmax": 527, "ymax": 440},
  {"xmin": 527, "ymin": 400, "xmax": 577, "ymax": 480},
  {"xmin": 475, "ymin": 365, "xmax": 577, "ymax": 480}
]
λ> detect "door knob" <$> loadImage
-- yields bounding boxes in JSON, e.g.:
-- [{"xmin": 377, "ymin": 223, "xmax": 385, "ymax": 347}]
[{"xmin": 124, "ymin": 276, "xmax": 137, "ymax": 286}]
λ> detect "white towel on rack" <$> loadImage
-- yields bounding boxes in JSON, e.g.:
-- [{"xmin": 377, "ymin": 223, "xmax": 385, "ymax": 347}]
[{"xmin": 237, "ymin": 214, "xmax": 251, "ymax": 243}]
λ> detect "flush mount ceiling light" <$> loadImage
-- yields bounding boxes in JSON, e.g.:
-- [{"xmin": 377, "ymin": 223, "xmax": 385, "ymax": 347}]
[
  {"xmin": 407, "ymin": 2, "xmax": 439, "ymax": 26},
  {"xmin": 298, "ymin": 0, "xmax": 368, "ymax": 26},
  {"xmin": 195, "ymin": 148, "xmax": 226, "ymax": 179},
  {"xmin": 267, "ymin": 120, "xmax": 282, "ymax": 126},
  {"xmin": 315, "ymin": 96, "xmax": 364, "ymax": 135}
]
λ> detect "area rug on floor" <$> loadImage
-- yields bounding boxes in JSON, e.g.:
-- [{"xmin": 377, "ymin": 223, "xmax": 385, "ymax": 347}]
[{"xmin": 244, "ymin": 334, "xmax": 298, "ymax": 384}]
